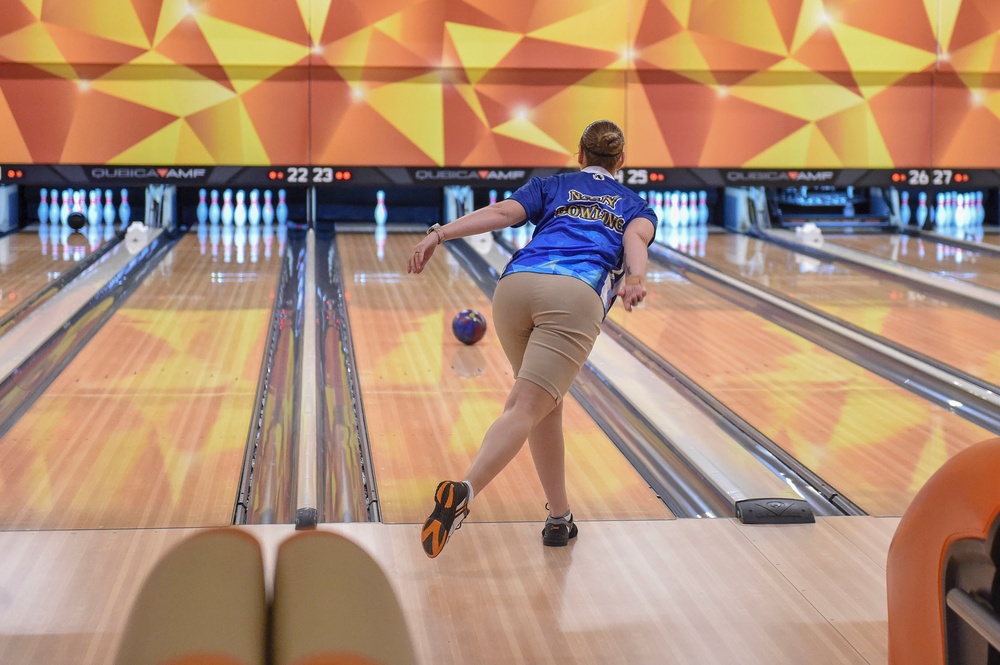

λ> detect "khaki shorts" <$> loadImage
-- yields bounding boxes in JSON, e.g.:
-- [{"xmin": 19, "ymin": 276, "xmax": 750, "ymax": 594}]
[{"xmin": 493, "ymin": 272, "xmax": 604, "ymax": 402}]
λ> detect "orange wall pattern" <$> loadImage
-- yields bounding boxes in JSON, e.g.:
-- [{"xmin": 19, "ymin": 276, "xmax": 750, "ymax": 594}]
[{"xmin": 0, "ymin": 0, "xmax": 998, "ymax": 168}]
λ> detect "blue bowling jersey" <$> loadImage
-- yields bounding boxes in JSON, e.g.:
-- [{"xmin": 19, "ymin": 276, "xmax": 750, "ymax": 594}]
[{"xmin": 503, "ymin": 166, "xmax": 657, "ymax": 315}]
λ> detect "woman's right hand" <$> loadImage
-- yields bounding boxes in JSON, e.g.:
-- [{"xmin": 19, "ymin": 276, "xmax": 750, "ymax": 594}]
[{"xmin": 407, "ymin": 235, "xmax": 439, "ymax": 274}]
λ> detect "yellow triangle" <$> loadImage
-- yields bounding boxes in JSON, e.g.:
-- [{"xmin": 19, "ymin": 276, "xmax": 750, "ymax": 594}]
[
  {"xmin": 373, "ymin": 11, "xmax": 405, "ymax": 40},
  {"xmin": 936, "ymin": 0, "xmax": 962, "ymax": 55},
  {"xmin": 445, "ymin": 22, "xmax": 522, "ymax": 74},
  {"xmin": 322, "ymin": 27, "xmax": 372, "ymax": 67},
  {"xmin": 453, "ymin": 83, "xmax": 489, "ymax": 126},
  {"xmin": 366, "ymin": 73, "xmax": 444, "ymax": 164},
  {"xmin": 0, "ymin": 89, "xmax": 32, "ymax": 161},
  {"xmin": 299, "ymin": 0, "xmax": 322, "ymax": 46},
  {"xmin": 92, "ymin": 58, "xmax": 236, "ymax": 117},
  {"xmin": 492, "ymin": 117, "xmax": 567, "ymax": 154},
  {"xmin": 527, "ymin": 5, "xmax": 625, "ymax": 54},
  {"xmin": 637, "ymin": 31, "xmax": 711, "ymax": 72},
  {"xmin": 830, "ymin": 22, "xmax": 936, "ymax": 73},
  {"xmin": 700, "ymin": 0, "xmax": 788, "ymax": 57},
  {"xmin": 533, "ymin": 71, "xmax": 624, "ymax": 151},
  {"xmin": 730, "ymin": 71, "xmax": 862, "ymax": 121},
  {"xmin": 152, "ymin": 0, "xmax": 192, "ymax": 46},
  {"xmin": 791, "ymin": 0, "xmax": 832, "ymax": 53},
  {"xmin": 0, "ymin": 22, "xmax": 65, "ymax": 65},
  {"xmin": 947, "ymin": 33, "xmax": 998, "ymax": 82},
  {"xmin": 194, "ymin": 14, "xmax": 307, "ymax": 66},
  {"xmin": 238, "ymin": 100, "xmax": 270, "ymax": 164},
  {"xmin": 660, "ymin": 0, "xmax": 692, "ymax": 27},
  {"xmin": 374, "ymin": 311, "xmax": 444, "ymax": 387},
  {"xmin": 744, "ymin": 123, "xmax": 841, "ymax": 168},
  {"xmin": 58, "ymin": 0, "xmax": 151, "ymax": 49},
  {"xmin": 20, "ymin": 0, "xmax": 42, "ymax": 19},
  {"xmin": 109, "ymin": 119, "xmax": 184, "ymax": 163},
  {"xmin": 175, "ymin": 120, "xmax": 216, "ymax": 163}
]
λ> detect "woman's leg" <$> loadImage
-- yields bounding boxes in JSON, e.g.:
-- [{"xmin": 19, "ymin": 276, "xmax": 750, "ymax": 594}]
[
  {"xmin": 527, "ymin": 400, "xmax": 568, "ymax": 517},
  {"xmin": 464, "ymin": 377, "xmax": 556, "ymax": 494}
]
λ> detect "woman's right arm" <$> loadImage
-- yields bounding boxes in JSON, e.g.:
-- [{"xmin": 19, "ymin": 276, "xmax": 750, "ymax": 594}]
[{"xmin": 407, "ymin": 199, "xmax": 527, "ymax": 274}]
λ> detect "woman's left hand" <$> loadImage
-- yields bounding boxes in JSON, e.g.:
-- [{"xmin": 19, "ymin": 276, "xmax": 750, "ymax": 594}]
[{"xmin": 407, "ymin": 236, "xmax": 439, "ymax": 274}]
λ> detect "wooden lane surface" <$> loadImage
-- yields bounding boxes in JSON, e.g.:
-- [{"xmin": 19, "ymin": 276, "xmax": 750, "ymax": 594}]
[
  {"xmin": 0, "ymin": 234, "xmax": 281, "ymax": 530},
  {"xmin": 695, "ymin": 233, "xmax": 1000, "ymax": 389},
  {"xmin": 0, "ymin": 519, "xmax": 895, "ymax": 664},
  {"xmin": 337, "ymin": 232, "xmax": 672, "ymax": 525},
  {"xmin": 0, "ymin": 227, "xmax": 91, "ymax": 318},
  {"xmin": 827, "ymin": 232, "xmax": 1000, "ymax": 291},
  {"xmin": 607, "ymin": 254, "xmax": 992, "ymax": 517}
]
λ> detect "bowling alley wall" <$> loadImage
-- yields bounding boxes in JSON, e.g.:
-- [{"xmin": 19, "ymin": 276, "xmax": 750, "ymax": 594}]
[{"xmin": 0, "ymin": 0, "xmax": 998, "ymax": 169}]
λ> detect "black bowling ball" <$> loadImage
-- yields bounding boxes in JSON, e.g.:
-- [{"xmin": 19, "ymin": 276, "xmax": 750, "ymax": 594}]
[{"xmin": 67, "ymin": 212, "xmax": 86, "ymax": 231}]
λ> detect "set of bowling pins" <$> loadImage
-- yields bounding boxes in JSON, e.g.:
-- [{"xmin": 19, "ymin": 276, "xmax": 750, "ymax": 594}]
[
  {"xmin": 196, "ymin": 215, "xmax": 286, "ymax": 264},
  {"xmin": 900, "ymin": 190, "xmax": 986, "ymax": 231},
  {"xmin": 641, "ymin": 190, "xmax": 710, "ymax": 232},
  {"xmin": 196, "ymin": 188, "xmax": 288, "ymax": 227},
  {"xmin": 38, "ymin": 187, "xmax": 132, "ymax": 228}
]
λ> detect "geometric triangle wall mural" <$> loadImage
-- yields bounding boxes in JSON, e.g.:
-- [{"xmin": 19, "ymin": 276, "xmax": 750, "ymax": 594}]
[{"xmin": 0, "ymin": 0, "xmax": 998, "ymax": 167}]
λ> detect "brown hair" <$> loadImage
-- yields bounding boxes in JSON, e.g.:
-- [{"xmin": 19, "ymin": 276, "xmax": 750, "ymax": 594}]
[{"xmin": 579, "ymin": 120, "xmax": 624, "ymax": 172}]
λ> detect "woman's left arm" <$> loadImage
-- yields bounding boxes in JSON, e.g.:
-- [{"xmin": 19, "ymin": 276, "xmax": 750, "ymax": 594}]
[{"xmin": 617, "ymin": 217, "xmax": 656, "ymax": 312}]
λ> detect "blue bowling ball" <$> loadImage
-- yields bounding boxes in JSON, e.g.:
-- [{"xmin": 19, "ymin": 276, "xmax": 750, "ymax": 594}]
[{"xmin": 452, "ymin": 309, "xmax": 487, "ymax": 345}]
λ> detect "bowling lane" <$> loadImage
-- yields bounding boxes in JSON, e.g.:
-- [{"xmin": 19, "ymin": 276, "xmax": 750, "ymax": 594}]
[
  {"xmin": 337, "ymin": 232, "xmax": 672, "ymax": 525},
  {"xmin": 680, "ymin": 232, "xmax": 1000, "ymax": 389},
  {"xmin": 606, "ymin": 244, "xmax": 992, "ymax": 516},
  {"xmin": 0, "ymin": 224, "xmax": 113, "ymax": 318},
  {"xmin": 0, "ymin": 231, "xmax": 282, "ymax": 530},
  {"xmin": 825, "ymin": 232, "xmax": 1000, "ymax": 291}
]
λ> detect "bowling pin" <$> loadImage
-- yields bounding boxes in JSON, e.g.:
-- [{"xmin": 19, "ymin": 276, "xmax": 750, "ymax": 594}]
[
  {"xmin": 262, "ymin": 190, "xmax": 274, "ymax": 225},
  {"xmin": 248, "ymin": 189, "xmax": 260, "ymax": 226},
  {"xmin": 38, "ymin": 188, "xmax": 48, "ymax": 223},
  {"xmin": 103, "ymin": 189, "xmax": 116, "ymax": 226},
  {"xmin": 899, "ymin": 191, "xmax": 911, "ymax": 226},
  {"xmin": 698, "ymin": 190, "xmax": 709, "ymax": 225},
  {"xmin": 60, "ymin": 190, "xmax": 70, "ymax": 225},
  {"xmin": 489, "ymin": 190, "xmax": 498, "ymax": 206},
  {"xmin": 916, "ymin": 192, "xmax": 927, "ymax": 228},
  {"xmin": 234, "ymin": 190, "xmax": 247, "ymax": 227},
  {"xmin": 276, "ymin": 189, "xmax": 288, "ymax": 224},
  {"xmin": 374, "ymin": 190, "xmax": 387, "ymax": 226},
  {"xmin": 50, "ymin": 191, "xmax": 61, "ymax": 225},
  {"xmin": 119, "ymin": 189, "xmax": 131, "ymax": 225},
  {"xmin": 88, "ymin": 190, "xmax": 100, "ymax": 225},
  {"xmin": 221, "ymin": 189, "xmax": 233, "ymax": 226},
  {"xmin": 197, "ymin": 188, "xmax": 208, "ymax": 224},
  {"xmin": 209, "ymin": 189, "xmax": 220, "ymax": 225}
]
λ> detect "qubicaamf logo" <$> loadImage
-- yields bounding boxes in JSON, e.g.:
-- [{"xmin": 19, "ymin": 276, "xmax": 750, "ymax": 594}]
[
  {"xmin": 725, "ymin": 170, "xmax": 836, "ymax": 183},
  {"xmin": 90, "ymin": 168, "xmax": 208, "ymax": 179},
  {"xmin": 414, "ymin": 169, "xmax": 526, "ymax": 181}
]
